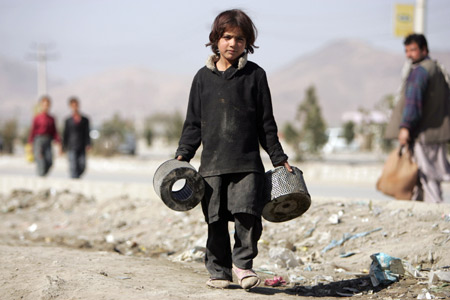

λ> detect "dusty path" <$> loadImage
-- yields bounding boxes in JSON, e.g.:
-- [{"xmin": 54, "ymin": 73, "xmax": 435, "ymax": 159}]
[{"xmin": 0, "ymin": 245, "xmax": 299, "ymax": 300}]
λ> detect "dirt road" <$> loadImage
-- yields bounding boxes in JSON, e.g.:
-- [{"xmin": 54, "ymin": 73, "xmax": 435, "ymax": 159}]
[
  {"xmin": 1, "ymin": 156, "xmax": 450, "ymax": 299},
  {"xmin": 1, "ymin": 245, "xmax": 304, "ymax": 300}
]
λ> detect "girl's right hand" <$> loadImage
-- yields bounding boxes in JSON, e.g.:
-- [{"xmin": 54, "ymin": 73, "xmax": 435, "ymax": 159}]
[{"xmin": 176, "ymin": 155, "xmax": 184, "ymax": 161}]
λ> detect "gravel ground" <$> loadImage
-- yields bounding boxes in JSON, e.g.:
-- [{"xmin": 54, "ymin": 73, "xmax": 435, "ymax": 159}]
[{"xmin": 1, "ymin": 155, "xmax": 450, "ymax": 299}]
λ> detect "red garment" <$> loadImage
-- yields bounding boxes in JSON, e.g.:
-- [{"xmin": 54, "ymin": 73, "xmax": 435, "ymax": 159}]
[{"xmin": 28, "ymin": 113, "xmax": 61, "ymax": 143}]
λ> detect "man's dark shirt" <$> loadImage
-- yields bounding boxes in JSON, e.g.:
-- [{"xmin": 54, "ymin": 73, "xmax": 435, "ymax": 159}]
[{"xmin": 63, "ymin": 115, "xmax": 90, "ymax": 151}]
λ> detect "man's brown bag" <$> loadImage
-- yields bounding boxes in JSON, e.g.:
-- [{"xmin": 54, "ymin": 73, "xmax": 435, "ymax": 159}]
[{"xmin": 376, "ymin": 146, "xmax": 418, "ymax": 200}]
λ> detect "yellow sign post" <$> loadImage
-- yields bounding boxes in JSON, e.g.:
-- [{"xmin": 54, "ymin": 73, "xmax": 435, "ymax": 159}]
[{"xmin": 394, "ymin": 4, "xmax": 415, "ymax": 37}]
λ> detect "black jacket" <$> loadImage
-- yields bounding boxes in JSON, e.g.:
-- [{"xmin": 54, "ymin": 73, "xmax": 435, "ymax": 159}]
[
  {"xmin": 176, "ymin": 54, "xmax": 288, "ymax": 176},
  {"xmin": 63, "ymin": 115, "xmax": 91, "ymax": 151}
]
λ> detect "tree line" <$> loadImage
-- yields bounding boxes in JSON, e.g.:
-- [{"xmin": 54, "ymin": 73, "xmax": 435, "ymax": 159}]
[{"xmin": 0, "ymin": 85, "xmax": 396, "ymax": 157}]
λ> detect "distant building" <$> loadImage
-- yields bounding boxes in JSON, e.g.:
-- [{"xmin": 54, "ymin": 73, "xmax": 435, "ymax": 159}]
[
  {"xmin": 341, "ymin": 110, "xmax": 387, "ymax": 124},
  {"xmin": 322, "ymin": 127, "xmax": 359, "ymax": 154}
]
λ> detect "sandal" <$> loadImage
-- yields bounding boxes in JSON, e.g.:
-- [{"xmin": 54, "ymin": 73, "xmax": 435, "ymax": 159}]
[
  {"xmin": 206, "ymin": 278, "xmax": 230, "ymax": 289},
  {"xmin": 232, "ymin": 266, "xmax": 260, "ymax": 290}
]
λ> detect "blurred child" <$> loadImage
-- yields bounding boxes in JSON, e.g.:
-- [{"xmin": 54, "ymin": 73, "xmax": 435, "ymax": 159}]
[
  {"xmin": 28, "ymin": 95, "xmax": 61, "ymax": 176},
  {"xmin": 63, "ymin": 97, "xmax": 91, "ymax": 179},
  {"xmin": 176, "ymin": 9, "xmax": 291, "ymax": 290}
]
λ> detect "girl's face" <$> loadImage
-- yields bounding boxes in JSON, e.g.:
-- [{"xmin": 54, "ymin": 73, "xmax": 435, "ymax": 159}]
[{"xmin": 217, "ymin": 26, "xmax": 246, "ymax": 65}]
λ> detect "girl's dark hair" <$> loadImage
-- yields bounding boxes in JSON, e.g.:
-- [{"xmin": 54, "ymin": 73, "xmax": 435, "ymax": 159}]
[
  {"xmin": 404, "ymin": 33, "xmax": 429, "ymax": 53},
  {"xmin": 206, "ymin": 9, "xmax": 258, "ymax": 55}
]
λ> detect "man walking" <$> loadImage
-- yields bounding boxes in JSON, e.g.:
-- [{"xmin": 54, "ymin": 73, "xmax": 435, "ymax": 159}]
[
  {"xmin": 386, "ymin": 33, "xmax": 450, "ymax": 203},
  {"xmin": 63, "ymin": 97, "xmax": 91, "ymax": 179}
]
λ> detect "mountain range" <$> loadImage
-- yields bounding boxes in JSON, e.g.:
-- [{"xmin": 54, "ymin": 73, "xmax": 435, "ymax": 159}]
[{"xmin": 1, "ymin": 39, "xmax": 449, "ymax": 129}]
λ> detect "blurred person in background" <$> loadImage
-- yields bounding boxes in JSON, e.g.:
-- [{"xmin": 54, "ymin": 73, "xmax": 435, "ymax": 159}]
[
  {"xmin": 28, "ymin": 95, "xmax": 61, "ymax": 176},
  {"xmin": 386, "ymin": 33, "xmax": 450, "ymax": 203},
  {"xmin": 63, "ymin": 97, "xmax": 91, "ymax": 179}
]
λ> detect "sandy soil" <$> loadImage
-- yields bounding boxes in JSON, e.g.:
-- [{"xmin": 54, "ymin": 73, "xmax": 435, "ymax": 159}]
[{"xmin": 1, "ymin": 157, "xmax": 450, "ymax": 299}]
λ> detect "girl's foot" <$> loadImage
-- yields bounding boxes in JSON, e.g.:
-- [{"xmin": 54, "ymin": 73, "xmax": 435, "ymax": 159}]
[
  {"xmin": 232, "ymin": 266, "xmax": 260, "ymax": 290},
  {"xmin": 206, "ymin": 278, "xmax": 230, "ymax": 289}
]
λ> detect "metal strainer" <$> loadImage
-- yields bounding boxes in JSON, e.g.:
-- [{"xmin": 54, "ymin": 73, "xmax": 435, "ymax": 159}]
[{"xmin": 262, "ymin": 166, "xmax": 311, "ymax": 222}]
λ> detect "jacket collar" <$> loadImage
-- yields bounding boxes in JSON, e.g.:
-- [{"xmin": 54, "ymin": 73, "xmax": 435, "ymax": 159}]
[
  {"xmin": 205, "ymin": 53, "xmax": 248, "ymax": 72},
  {"xmin": 412, "ymin": 55, "xmax": 430, "ymax": 66}
]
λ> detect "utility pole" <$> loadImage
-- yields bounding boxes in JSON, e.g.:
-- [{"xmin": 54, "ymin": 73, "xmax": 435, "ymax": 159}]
[
  {"xmin": 27, "ymin": 43, "xmax": 57, "ymax": 98},
  {"xmin": 414, "ymin": 0, "xmax": 427, "ymax": 34}
]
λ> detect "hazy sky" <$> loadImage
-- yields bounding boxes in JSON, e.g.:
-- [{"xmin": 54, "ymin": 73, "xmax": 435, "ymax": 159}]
[{"xmin": 1, "ymin": 0, "xmax": 449, "ymax": 82}]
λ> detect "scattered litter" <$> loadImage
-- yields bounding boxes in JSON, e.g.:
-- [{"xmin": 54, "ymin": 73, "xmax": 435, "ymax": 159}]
[
  {"xmin": 369, "ymin": 252, "xmax": 402, "ymax": 287},
  {"xmin": 402, "ymin": 260, "xmax": 424, "ymax": 278},
  {"xmin": 173, "ymin": 247, "xmax": 205, "ymax": 262},
  {"xmin": 429, "ymin": 270, "xmax": 450, "ymax": 285},
  {"xmin": 417, "ymin": 288, "xmax": 435, "ymax": 299},
  {"xmin": 288, "ymin": 274, "xmax": 306, "ymax": 283},
  {"xmin": 368, "ymin": 253, "xmax": 423, "ymax": 287},
  {"xmin": 372, "ymin": 207, "xmax": 383, "ymax": 216},
  {"xmin": 2, "ymin": 187, "xmax": 450, "ymax": 299},
  {"xmin": 264, "ymin": 276, "xmax": 286, "ymax": 287},
  {"xmin": 328, "ymin": 214, "xmax": 340, "ymax": 224},
  {"xmin": 334, "ymin": 267, "xmax": 346, "ymax": 273},
  {"xmin": 428, "ymin": 250, "xmax": 434, "ymax": 264},
  {"xmin": 269, "ymin": 247, "xmax": 301, "ymax": 269},
  {"xmin": 304, "ymin": 227, "xmax": 315, "ymax": 238},
  {"xmin": 27, "ymin": 223, "xmax": 37, "ymax": 233},
  {"xmin": 258, "ymin": 239, "xmax": 270, "ymax": 246},
  {"xmin": 322, "ymin": 227, "xmax": 382, "ymax": 253},
  {"xmin": 313, "ymin": 274, "xmax": 334, "ymax": 284},
  {"xmin": 254, "ymin": 268, "xmax": 276, "ymax": 275},
  {"xmin": 105, "ymin": 234, "xmax": 115, "ymax": 243},
  {"xmin": 340, "ymin": 252, "xmax": 356, "ymax": 258},
  {"xmin": 299, "ymin": 246, "xmax": 308, "ymax": 252},
  {"xmin": 442, "ymin": 214, "xmax": 450, "ymax": 222}
]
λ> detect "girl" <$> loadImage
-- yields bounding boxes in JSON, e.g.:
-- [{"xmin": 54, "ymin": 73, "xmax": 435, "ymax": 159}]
[{"xmin": 176, "ymin": 9, "xmax": 291, "ymax": 290}]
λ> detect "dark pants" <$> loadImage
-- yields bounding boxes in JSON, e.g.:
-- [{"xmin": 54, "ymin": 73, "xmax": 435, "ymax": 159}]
[
  {"xmin": 205, "ymin": 213, "xmax": 262, "ymax": 281},
  {"xmin": 68, "ymin": 149, "xmax": 86, "ymax": 178},
  {"xmin": 33, "ymin": 135, "xmax": 53, "ymax": 177}
]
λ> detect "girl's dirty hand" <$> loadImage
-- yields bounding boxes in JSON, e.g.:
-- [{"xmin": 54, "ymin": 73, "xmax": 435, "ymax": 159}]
[
  {"xmin": 276, "ymin": 161, "xmax": 293, "ymax": 173},
  {"xmin": 176, "ymin": 155, "xmax": 184, "ymax": 161},
  {"xmin": 283, "ymin": 161, "xmax": 293, "ymax": 173}
]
